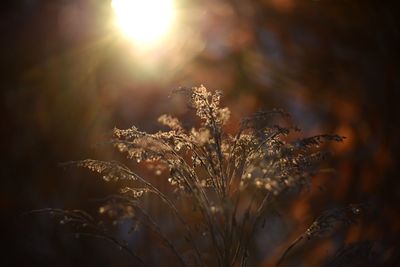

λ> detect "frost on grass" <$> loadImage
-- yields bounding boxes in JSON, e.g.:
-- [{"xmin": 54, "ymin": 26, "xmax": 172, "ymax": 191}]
[{"xmin": 37, "ymin": 86, "xmax": 359, "ymax": 267}]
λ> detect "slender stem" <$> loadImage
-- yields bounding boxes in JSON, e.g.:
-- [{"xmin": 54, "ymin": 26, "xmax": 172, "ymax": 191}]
[
  {"xmin": 226, "ymin": 130, "xmax": 242, "ymax": 193},
  {"xmin": 125, "ymin": 169, "xmax": 204, "ymax": 267},
  {"xmin": 231, "ymin": 195, "xmax": 256, "ymax": 266},
  {"xmin": 240, "ymin": 192, "xmax": 271, "ymax": 267},
  {"xmin": 203, "ymin": 144, "xmax": 223, "ymax": 196},
  {"xmin": 29, "ymin": 209, "xmax": 149, "ymax": 267},
  {"xmin": 133, "ymin": 204, "xmax": 187, "ymax": 267},
  {"xmin": 208, "ymin": 106, "xmax": 226, "ymax": 196},
  {"xmin": 276, "ymin": 236, "xmax": 304, "ymax": 267},
  {"xmin": 75, "ymin": 232, "xmax": 150, "ymax": 267},
  {"xmin": 173, "ymin": 166, "xmax": 225, "ymax": 267},
  {"xmin": 191, "ymin": 142, "xmax": 221, "ymax": 196}
]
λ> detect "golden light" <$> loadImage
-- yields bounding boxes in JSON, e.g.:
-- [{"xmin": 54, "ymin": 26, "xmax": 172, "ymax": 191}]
[{"xmin": 111, "ymin": 0, "xmax": 176, "ymax": 44}]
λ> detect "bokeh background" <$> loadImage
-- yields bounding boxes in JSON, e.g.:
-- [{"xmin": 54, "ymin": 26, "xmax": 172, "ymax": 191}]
[{"xmin": 2, "ymin": 0, "xmax": 399, "ymax": 266}]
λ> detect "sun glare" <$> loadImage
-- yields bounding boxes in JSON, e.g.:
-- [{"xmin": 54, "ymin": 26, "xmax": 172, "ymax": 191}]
[{"xmin": 111, "ymin": 0, "xmax": 175, "ymax": 44}]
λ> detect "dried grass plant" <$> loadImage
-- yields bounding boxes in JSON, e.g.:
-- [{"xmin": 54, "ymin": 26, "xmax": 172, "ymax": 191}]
[{"xmin": 33, "ymin": 86, "xmax": 363, "ymax": 267}]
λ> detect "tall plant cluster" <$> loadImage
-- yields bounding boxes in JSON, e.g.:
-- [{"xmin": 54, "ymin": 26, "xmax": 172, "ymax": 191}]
[{"xmin": 39, "ymin": 86, "xmax": 363, "ymax": 267}]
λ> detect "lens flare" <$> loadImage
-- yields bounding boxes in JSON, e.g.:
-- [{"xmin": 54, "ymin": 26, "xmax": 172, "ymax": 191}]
[{"xmin": 111, "ymin": 0, "xmax": 175, "ymax": 44}]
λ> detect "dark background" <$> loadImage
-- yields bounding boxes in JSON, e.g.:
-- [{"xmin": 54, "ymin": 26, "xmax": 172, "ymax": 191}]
[{"xmin": 1, "ymin": 0, "xmax": 400, "ymax": 266}]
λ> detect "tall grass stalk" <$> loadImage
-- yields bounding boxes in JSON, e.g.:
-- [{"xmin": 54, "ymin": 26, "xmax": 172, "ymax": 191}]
[{"xmin": 34, "ymin": 86, "xmax": 363, "ymax": 266}]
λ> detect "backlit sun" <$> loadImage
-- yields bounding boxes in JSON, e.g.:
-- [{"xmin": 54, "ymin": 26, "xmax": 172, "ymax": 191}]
[{"xmin": 111, "ymin": 0, "xmax": 175, "ymax": 44}]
